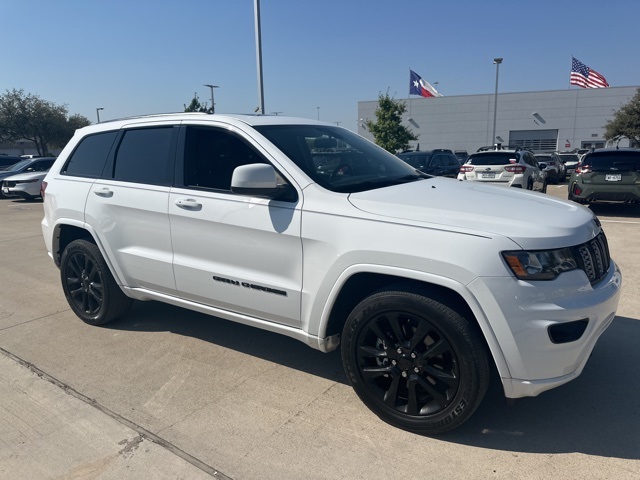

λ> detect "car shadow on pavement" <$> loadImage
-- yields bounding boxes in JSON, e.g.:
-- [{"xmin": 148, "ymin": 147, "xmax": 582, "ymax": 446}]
[
  {"xmin": 448, "ymin": 315, "xmax": 640, "ymax": 460},
  {"xmin": 108, "ymin": 304, "xmax": 640, "ymax": 460},
  {"xmin": 109, "ymin": 300, "xmax": 347, "ymax": 383},
  {"xmin": 588, "ymin": 202, "xmax": 640, "ymax": 219}
]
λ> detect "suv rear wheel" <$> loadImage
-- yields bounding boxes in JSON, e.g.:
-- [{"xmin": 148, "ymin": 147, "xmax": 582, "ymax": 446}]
[
  {"xmin": 60, "ymin": 239, "xmax": 133, "ymax": 325},
  {"xmin": 341, "ymin": 289, "xmax": 489, "ymax": 434}
]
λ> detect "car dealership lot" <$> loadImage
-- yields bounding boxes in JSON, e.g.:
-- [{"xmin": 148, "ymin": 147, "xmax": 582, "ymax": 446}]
[{"xmin": 1, "ymin": 192, "xmax": 639, "ymax": 479}]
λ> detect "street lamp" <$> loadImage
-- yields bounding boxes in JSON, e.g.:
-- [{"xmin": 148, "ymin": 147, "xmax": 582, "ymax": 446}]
[
  {"xmin": 203, "ymin": 84, "xmax": 219, "ymax": 113},
  {"xmin": 492, "ymin": 57, "xmax": 503, "ymax": 145},
  {"xmin": 96, "ymin": 107, "xmax": 104, "ymax": 123}
]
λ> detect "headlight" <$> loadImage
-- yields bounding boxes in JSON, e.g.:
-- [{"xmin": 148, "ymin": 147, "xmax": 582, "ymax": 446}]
[{"xmin": 502, "ymin": 248, "xmax": 578, "ymax": 280}]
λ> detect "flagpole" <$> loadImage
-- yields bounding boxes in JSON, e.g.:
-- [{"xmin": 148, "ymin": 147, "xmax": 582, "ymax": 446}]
[{"xmin": 408, "ymin": 69, "xmax": 412, "ymax": 119}]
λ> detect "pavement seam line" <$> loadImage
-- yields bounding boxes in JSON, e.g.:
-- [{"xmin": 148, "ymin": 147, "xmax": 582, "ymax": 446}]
[
  {"xmin": 0, "ymin": 346, "xmax": 233, "ymax": 480},
  {"xmin": 0, "ymin": 309, "xmax": 71, "ymax": 332}
]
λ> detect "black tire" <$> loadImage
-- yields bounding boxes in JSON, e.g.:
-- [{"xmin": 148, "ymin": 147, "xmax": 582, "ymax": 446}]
[
  {"xmin": 341, "ymin": 289, "xmax": 490, "ymax": 435},
  {"xmin": 60, "ymin": 239, "xmax": 132, "ymax": 325}
]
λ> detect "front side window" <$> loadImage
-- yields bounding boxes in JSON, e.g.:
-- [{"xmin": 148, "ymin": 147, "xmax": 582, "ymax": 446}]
[
  {"xmin": 183, "ymin": 126, "xmax": 267, "ymax": 191},
  {"xmin": 113, "ymin": 127, "xmax": 174, "ymax": 185},
  {"xmin": 255, "ymin": 125, "xmax": 421, "ymax": 193},
  {"xmin": 32, "ymin": 159, "xmax": 55, "ymax": 171},
  {"xmin": 63, "ymin": 131, "xmax": 118, "ymax": 177}
]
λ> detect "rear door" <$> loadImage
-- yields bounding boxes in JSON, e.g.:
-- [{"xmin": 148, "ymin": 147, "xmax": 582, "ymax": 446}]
[
  {"xmin": 84, "ymin": 124, "xmax": 178, "ymax": 295},
  {"xmin": 169, "ymin": 124, "xmax": 304, "ymax": 327}
]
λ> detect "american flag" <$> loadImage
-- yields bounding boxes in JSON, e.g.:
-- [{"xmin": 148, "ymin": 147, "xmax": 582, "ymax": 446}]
[{"xmin": 570, "ymin": 57, "xmax": 609, "ymax": 89}]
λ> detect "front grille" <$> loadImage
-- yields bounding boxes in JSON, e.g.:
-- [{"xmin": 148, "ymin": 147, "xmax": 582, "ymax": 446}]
[
  {"xmin": 572, "ymin": 232, "xmax": 611, "ymax": 285},
  {"xmin": 4, "ymin": 181, "xmax": 15, "ymax": 188}
]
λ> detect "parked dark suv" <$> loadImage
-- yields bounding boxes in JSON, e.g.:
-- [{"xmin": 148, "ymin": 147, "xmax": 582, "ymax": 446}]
[
  {"xmin": 568, "ymin": 148, "xmax": 640, "ymax": 204},
  {"xmin": 396, "ymin": 149, "xmax": 460, "ymax": 177}
]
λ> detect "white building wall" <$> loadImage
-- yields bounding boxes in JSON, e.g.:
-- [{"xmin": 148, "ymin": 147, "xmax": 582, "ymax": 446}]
[{"xmin": 357, "ymin": 86, "xmax": 638, "ymax": 153}]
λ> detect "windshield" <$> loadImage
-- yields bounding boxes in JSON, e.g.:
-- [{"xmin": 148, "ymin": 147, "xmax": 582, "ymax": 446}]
[
  {"xmin": 7, "ymin": 159, "xmax": 31, "ymax": 172},
  {"xmin": 467, "ymin": 152, "xmax": 517, "ymax": 166},
  {"xmin": 254, "ymin": 125, "xmax": 424, "ymax": 193}
]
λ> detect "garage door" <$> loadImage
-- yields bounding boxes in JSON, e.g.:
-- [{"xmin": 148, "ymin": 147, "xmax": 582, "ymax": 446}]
[{"xmin": 509, "ymin": 130, "xmax": 558, "ymax": 151}]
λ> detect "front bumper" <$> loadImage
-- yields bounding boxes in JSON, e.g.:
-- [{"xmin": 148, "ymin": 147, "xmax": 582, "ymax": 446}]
[{"xmin": 468, "ymin": 260, "xmax": 622, "ymax": 398}]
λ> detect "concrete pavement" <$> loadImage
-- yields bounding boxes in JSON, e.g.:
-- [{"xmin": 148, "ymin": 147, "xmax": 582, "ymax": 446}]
[{"xmin": 1, "ymin": 189, "xmax": 639, "ymax": 480}]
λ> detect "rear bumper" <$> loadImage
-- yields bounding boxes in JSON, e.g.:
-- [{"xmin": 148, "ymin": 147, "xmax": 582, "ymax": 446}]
[{"xmin": 570, "ymin": 181, "xmax": 640, "ymax": 203}]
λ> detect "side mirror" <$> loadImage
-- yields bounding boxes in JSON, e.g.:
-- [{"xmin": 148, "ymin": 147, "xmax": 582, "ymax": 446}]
[{"xmin": 231, "ymin": 164, "xmax": 293, "ymax": 199}]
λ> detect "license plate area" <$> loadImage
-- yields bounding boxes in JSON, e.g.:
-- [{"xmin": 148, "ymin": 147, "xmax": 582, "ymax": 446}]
[
  {"xmin": 2, "ymin": 187, "xmax": 9, "ymax": 194},
  {"xmin": 480, "ymin": 172, "xmax": 496, "ymax": 179},
  {"xmin": 605, "ymin": 174, "xmax": 622, "ymax": 181}
]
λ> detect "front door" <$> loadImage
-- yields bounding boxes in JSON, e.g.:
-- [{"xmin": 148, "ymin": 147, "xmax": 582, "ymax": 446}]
[{"xmin": 169, "ymin": 125, "xmax": 303, "ymax": 327}]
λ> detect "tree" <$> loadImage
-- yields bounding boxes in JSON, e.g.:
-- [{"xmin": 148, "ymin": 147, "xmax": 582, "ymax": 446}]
[
  {"xmin": 184, "ymin": 93, "xmax": 210, "ymax": 113},
  {"xmin": 0, "ymin": 89, "xmax": 91, "ymax": 155},
  {"xmin": 365, "ymin": 91, "xmax": 417, "ymax": 153},
  {"xmin": 604, "ymin": 87, "xmax": 640, "ymax": 146}
]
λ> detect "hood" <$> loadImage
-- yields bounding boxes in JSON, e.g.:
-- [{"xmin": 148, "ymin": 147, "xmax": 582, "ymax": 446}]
[
  {"xmin": 1, "ymin": 171, "xmax": 47, "ymax": 181},
  {"xmin": 348, "ymin": 178, "xmax": 599, "ymax": 249}
]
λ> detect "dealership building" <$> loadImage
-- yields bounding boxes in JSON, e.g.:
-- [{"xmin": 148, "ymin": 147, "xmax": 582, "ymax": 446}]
[{"xmin": 357, "ymin": 85, "xmax": 638, "ymax": 154}]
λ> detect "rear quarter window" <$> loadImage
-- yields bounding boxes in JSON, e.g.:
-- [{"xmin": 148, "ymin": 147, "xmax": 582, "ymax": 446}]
[{"xmin": 62, "ymin": 131, "xmax": 118, "ymax": 177}]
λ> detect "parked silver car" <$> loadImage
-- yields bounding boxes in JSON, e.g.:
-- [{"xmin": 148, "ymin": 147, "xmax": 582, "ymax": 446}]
[
  {"xmin": 458, "ymin": 146, "xmax": 547, "ymax": 192},
  {"xmin": 2, "ymin": 170, "xmax": 49, "ymax": 200}
]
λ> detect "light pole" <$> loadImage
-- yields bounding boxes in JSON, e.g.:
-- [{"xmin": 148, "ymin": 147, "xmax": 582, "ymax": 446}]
[
  {"xmin": 254, "ymin": 0, "xmax": 265, "ymax": 114},
  {"xmin": 96, "ymin": 107, "xmax": 104, "ymax": 123},
  {"xmin": 492, "ymin": 57, "xmax": 503, "ymax": 146},
  {"xmin": 203, "ymin": 84, "xmax": 219, "ymax": 113}
]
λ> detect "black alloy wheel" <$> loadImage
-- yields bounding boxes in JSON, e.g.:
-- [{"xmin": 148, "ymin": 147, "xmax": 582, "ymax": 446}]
[
  {"xmin": 60, "ymin": 239, "xmax": 132, "ymax": 325},
  {"xmin": 342, "ymin": 289, "xmax": 489, "ymax": 434}
]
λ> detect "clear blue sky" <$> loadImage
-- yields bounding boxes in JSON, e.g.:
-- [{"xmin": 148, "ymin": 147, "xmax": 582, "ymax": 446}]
[{"xmin": 3, "ymin": 0, "xmax": 638, "ymax": 131}]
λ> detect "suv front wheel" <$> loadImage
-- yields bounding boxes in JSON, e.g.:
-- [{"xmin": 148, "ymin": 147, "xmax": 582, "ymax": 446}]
[
  {"xmin": 60, "ymin": 239, "xmax": 133, "ymax": 325},
  {"xmin": 341, "ymin": 289, "xmax": 490, "ymax": 434}
]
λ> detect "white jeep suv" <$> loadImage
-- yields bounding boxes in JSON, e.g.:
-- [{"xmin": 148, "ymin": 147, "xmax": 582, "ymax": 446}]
[{"xmin": 41, "ymin": 113, "xmax": 621, "ymax": 434}]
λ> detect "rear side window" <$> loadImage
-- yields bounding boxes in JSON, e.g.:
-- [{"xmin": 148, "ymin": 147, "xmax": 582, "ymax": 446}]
[
  {"xmin": 62, "ymin": 131, "xmax": 118, "ymax": 177},
  {"xmin": 113, "ymin": 127, "xmax": 174, "ymax": 185},
  {"xmin": 398, "ymin": 154, "xmax": 428, "ymax": 168}
]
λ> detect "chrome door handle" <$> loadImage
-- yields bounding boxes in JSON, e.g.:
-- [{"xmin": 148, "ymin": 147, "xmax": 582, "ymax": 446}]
[
  {"xmin": 175, "ymin": 198, "xmax": 202, "ymax": 211},
  {"xmin": 93, "ymin": 187, "xmax": 113, "ymax": 198}
]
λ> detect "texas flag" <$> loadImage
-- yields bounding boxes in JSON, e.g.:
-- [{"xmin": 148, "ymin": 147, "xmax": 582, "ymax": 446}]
[{"xmin": 410, "ymin": 70, "xmax": 442, "ymax": 98}]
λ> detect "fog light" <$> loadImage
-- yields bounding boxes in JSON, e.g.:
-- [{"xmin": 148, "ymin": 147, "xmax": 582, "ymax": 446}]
[{"xmin": 548, "ymin": 319, "xmax": 589, "ymax": 344}]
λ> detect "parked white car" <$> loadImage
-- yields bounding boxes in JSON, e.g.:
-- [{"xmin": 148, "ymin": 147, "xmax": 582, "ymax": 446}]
[
  {"xmin": 41, "ymin": 114, "xmax": 621, "ymax": 434},
  {"xmin": 2, "ymin": 171, "xmax": 48, "ymax": 200},
  {"xmin": 458, "ymin": 146, "xmax": 546, "ymax": 191}
]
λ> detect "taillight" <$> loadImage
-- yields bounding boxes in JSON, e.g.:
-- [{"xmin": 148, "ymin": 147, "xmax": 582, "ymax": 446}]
[
  {"xmin": 40, "ymin": 180, "xmax": 48, "ymax": 199},
  {"xmin": 574, "ymin": 164, "xmax": 590, "ymax": 174},
  {"xmin": 572, "ymin": 183, "xmax": 583, "ymax": 195},
  {"xmin": 459, "ymin": 165, "xmax": 474, "ymax": 173},
  {"xmin": 504, "ymin": 165, "xmax": 527, "ymax": 174}
]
